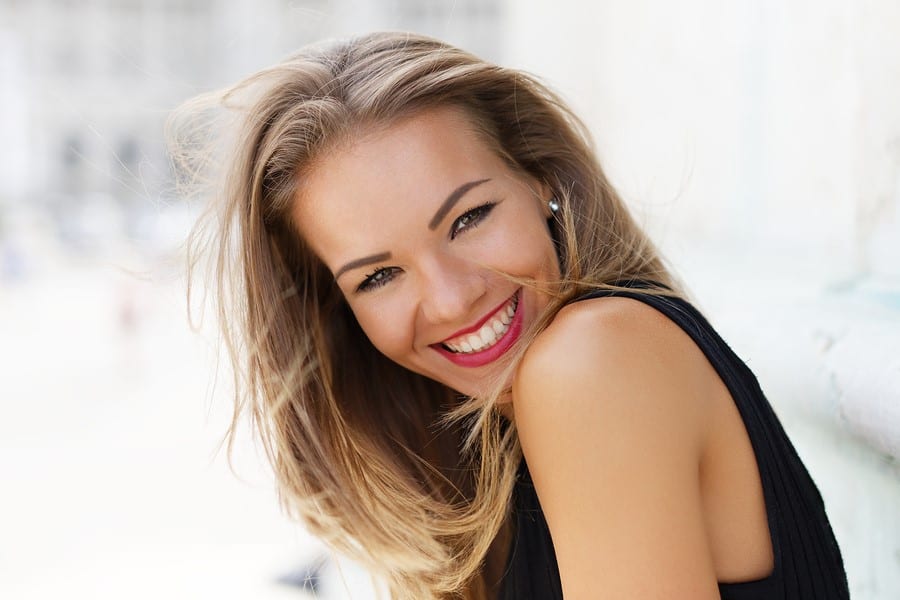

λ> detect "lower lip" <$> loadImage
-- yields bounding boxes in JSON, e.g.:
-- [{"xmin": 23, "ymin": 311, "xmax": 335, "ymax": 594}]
[{"xmin": 432, "ymin": 291, "xmax": 524, "ymax": 368}]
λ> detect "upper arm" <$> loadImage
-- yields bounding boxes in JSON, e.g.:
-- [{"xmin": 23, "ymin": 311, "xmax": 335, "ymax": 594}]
[{"xmin": 512, "ymin": 297, "xmax": 721, "ymax": 599}]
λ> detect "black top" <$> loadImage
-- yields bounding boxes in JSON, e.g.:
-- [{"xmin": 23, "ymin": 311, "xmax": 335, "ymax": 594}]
[{"xmin": 499, "ymin": 287, "xmax": 850, "ymax": 599}]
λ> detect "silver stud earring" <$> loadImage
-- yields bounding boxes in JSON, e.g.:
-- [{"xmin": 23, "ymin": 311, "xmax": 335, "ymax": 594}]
[{"xmin": 548, "ymin": 197, "xmax": 560, "ymax": 214}]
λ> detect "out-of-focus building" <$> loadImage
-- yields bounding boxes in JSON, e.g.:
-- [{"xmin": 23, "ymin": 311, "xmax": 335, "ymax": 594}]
[
  {"xmin": 0, "ymin": 0, "xmax": 502, "ymax": 251},
  {"xmin": 1, "ymin": 0, "xmax": 243, "ymax": 246},
  {"xmin": 0, "ymin": 3, "xmax": 504, "ymax": 599}
]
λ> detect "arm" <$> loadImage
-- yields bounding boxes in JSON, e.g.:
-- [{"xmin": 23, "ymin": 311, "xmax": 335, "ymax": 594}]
[{"xmin": 513, "ymin": 296, "xmax": 721, "ymax": 599}]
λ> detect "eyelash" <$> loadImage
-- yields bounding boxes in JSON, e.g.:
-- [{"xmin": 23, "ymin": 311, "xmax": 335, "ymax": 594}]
[
  {"xmin": 450, "ymin": 202, "xmax": 496, "ymax": 240},
  {"xmin": 356, "ymin": 202, "xmax": 498, "ymax": 293},
  {"xmin": 357, "ymin": 266, "xmax": 399, "ymax": 292}
]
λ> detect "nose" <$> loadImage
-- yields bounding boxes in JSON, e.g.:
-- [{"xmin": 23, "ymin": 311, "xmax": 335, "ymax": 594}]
[{"xmin": 417, "ymin": 254, "xmax": 486, "ymax": 326}]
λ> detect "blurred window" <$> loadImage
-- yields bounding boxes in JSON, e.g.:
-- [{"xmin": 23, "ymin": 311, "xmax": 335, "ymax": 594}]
[{"xmin": 63, "ymin": 135, "xmax": 83, "ymax": 169}]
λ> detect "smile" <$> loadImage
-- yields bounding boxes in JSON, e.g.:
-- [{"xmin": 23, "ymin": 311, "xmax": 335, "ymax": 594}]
[
  {"xmin": 442, "ymin": 294, "xmax": 518, "ymax": 354},
  {"xmin": 431, "ymin": 290, "xmax": 524, "ymax": 368}
]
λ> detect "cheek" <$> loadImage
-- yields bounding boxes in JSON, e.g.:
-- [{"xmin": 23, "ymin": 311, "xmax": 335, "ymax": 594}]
[
  {"xmin": 351, "ymin": 298, "xmax": 417, "ymax": 363},
  {"xmin": 479, "ymin": 219, "xmax": 557, "ymax": 275}
]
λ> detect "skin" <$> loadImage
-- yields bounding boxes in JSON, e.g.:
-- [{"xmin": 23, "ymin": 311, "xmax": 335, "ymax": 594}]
[
  {"xmin": 514, "ymin": 297, "xmax": 775, "ymax": 598},
  {"xmin": 293, "ymin": 106, "xmax": 774, "ymax": 597},
  {"xmin": 293, "ymin": 106, "xmax": 560, "ymax": 398}
]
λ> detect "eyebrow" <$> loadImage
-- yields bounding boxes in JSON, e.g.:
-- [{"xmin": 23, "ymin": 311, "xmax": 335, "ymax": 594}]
[
  {"xmin": 334, "ymin": 251, "xmax": 392, "ymax": 281},
  {"xmin": 334, "ymin": 178, "xmax": 491, "ymax": 281},
  {"xmin": 427, "ymin": 178, "xmax": 491, "ymax": 230}
]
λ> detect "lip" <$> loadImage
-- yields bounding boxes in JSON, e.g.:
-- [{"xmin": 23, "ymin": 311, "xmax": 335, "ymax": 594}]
[
  {"xmin": 431, "ymin": 290, "xmax": 523, "ymax": 368},
  {"xmin": 442, "ymin": 293, "xmax": 518, "ymax": 342}
]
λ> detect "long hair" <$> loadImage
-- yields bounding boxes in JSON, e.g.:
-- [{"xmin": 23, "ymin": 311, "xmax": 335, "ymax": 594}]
[{"xmin": 169, "ymin": 31, "xmax": 677, "ymax": 599}]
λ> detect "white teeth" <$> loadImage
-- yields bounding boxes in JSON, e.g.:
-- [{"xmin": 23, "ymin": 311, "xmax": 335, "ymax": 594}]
[
  {"xmin": 480, "ymin": 323, "xmax": 498, "ymax": 346},
  {"xmin": 467, "ymin": 334, "xmax": 483, "ymax": 351},
  {"xmin": 442, "ymin": 294, "xmax": 519, "ymax": 355}
]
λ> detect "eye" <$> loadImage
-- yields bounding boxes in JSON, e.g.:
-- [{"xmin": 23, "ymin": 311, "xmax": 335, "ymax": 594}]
[
  {"xmin": 450, "ymin": 202, "xmax": 496, "ymax": 240},
  {"xmin": 357, "ymin": 266, "xmax": 400, "ymax": 292}
]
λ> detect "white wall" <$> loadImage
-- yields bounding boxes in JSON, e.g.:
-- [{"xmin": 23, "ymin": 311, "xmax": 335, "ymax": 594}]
[
  {"xmin": 505, "ymin": 1, "xmax": 900, "ymax": 281},
  {"xmin": 503, "ymin": 1, "xmax": 900, "ymax": 597}
]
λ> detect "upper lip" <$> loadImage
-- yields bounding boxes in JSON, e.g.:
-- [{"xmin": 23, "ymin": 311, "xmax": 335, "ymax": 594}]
[{"xmin": 436, "ymin": 291, "xmax": 517, "ymax": 345}]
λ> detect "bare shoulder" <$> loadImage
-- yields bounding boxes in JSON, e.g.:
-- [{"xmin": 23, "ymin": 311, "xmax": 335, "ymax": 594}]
[
  {"xmin": 515, "ymin": 294, "xmax": 718, "ymax": 432},
  {"xmin": 524, "ymin": 294, "xmax": 680, "ymax": 360},
  {"xmin": 512, "ymin": 295, "xmax": 723, "ymax": 598}
]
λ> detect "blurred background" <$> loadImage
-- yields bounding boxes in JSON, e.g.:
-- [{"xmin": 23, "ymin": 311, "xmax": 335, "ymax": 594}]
[{"xmin": 1, "ymin": 1, "xmax": 898, "ymax": 598}]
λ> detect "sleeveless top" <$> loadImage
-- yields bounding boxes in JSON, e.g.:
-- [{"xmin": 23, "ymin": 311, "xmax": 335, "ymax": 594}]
[{"xmin": 498, "ymin": 286, "xmax": 850, "ymax": 599}]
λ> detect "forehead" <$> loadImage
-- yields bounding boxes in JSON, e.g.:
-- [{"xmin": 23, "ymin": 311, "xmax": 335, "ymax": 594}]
[
  {"xmin": 301, "ymin": 106, "xmax": 499, "ymax": 204},
  {"xmin": 291, "ymin": 107, "xmax": 512, "ymax": 267}
]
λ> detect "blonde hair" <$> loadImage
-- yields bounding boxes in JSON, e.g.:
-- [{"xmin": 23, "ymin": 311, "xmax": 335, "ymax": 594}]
[{"xmin": 170, "ymin": 31, "xmax": 677, "ymax": 599}]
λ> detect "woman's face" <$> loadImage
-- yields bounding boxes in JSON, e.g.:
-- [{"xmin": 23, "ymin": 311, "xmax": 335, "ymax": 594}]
[{"xmin": 292, "ymin": 107, "xmax": 561, "ymax": 397}]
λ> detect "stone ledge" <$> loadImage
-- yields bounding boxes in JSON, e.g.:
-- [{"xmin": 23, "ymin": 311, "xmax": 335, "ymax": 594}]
[{"xmin": 680, "ymin": 256, "xmax": 900, "ymax": 466}]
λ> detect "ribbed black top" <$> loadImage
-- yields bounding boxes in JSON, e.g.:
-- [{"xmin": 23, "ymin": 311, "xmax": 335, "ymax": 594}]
[{"xmin": 499, "ymin": 287, "xmax": 850, "ymax": 599}]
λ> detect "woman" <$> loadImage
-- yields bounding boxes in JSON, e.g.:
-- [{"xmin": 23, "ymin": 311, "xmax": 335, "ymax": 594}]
[{"xmin": 172, "ymin": 32, "xmax": 849, "ymax": 599}]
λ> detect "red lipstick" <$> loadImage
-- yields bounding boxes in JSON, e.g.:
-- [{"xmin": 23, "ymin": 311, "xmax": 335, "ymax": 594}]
[{"xmin": 431, "ymin": 290, "xmax": 523, "ymax": 368}]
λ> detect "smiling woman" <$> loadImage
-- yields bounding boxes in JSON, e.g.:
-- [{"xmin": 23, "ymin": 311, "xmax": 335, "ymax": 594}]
[
  {"xmin": 294, "ymin": 107, "xmax": 560, "ymax": 395},
  {"xmin": 169, "ymin": 32, "xmax": 850, "ymax": 600}
]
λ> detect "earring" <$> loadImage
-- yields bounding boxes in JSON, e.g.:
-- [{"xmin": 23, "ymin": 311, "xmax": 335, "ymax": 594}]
[{"xmin": 548, "ymin": 197, "xmax": 560, "ymax": 214}]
